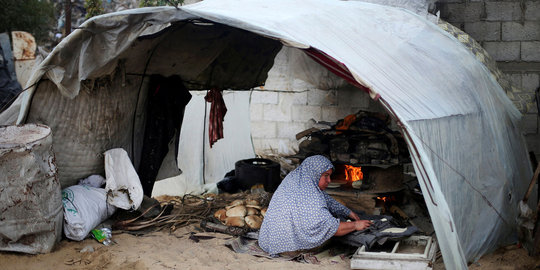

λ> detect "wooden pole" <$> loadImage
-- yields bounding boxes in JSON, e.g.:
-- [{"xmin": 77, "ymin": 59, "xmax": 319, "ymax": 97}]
[{"xmin": 65, "ymin": 0, "xmax": 72, "ymax": 36}]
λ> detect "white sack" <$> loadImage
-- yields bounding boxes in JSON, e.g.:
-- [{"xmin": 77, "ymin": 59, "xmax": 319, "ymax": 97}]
[
  {"xmin": 62, "ymin": 185, "xmax": 116, "ymax": 241},
  {"xmin": 104, "ymin": 148, "xmax": 143, "ymax": 210},
  {"xmin": 78, "ymin": 175, "xmax": 106, "ymax": 188}
]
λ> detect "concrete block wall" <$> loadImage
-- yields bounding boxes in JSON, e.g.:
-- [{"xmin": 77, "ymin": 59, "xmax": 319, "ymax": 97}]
[
  {"xmin": 438, "ymin": 0, "xmax": 540, "ymax": 157},
  {"xmin": 250, "ymin": 86, "xmax": 382, "ymax": 157}
]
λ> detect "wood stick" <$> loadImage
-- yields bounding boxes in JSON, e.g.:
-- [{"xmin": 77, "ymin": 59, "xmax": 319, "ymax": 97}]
[
  {"xmin": 295, "ymin": 127, "xmax": 319, "ymax": 140},
  {"xmin": 524, "ymin": 162, "xmax": 540, "ymax": 202}
]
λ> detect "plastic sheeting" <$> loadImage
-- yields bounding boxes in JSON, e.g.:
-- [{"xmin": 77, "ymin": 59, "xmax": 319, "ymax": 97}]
[
  {"xmin": 0, "ymin": 1, "xmax": 532, "ymax": 268},
  {"xmin": 178, "ymin": 1, "xmax": 532, "ymax": 268},
  {"xmin": 152, "ymin": 91, "xmax": 255, "ymax": 197}
]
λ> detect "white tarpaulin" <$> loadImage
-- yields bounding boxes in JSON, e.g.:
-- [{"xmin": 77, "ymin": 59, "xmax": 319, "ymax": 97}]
[
  {"xmin": 0, "ymin": 0, "xmax": 532, "ymax": 268},
  {"xmin": 152, "ymin": 91, "xmax": 255, "ymax": 197}
]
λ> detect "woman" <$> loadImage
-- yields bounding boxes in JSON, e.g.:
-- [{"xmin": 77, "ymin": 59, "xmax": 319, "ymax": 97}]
[{"xmin": 258, "ymin": 155, "xmax": 372, "ymax": 255}]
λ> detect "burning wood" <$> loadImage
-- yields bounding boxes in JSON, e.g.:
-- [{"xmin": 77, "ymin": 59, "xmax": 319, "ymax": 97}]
[{"xmin": 344, "ymin": 165, "xmax": 363, "ymax": 182}]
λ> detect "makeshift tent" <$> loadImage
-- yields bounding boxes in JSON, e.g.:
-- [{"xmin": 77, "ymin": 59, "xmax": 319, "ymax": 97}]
[{"xmin": 0, "ymin": 0, "xmax": 533, "ymax": 268}]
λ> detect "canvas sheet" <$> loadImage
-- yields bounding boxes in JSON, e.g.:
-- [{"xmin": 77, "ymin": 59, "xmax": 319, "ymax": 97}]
[{"xmin": 0, "ymin": 1, "xmax": 531, "ymax": 268}]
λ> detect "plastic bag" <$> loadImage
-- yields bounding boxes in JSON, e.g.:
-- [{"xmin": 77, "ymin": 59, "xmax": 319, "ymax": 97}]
[
  {"xmin": 104, "ymin": 148, "xmax": 144, "ymax": 210},
  {"xmin": 62, "ymin": 185, "xmax": 116, "ymax": 241}
]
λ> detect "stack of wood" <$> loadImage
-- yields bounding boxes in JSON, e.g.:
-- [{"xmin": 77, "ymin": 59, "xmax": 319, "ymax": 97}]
[{"xmin": 294, "ymin": 110, "xmax": 408, "ymax": 166}]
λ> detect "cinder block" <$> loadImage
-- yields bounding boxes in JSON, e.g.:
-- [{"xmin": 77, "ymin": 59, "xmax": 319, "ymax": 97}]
[
  {"xmin": 483, "ymin": 41, "xmax": 520, "ymax": 61},
  {"xmin": 251, "ymin": 90, "xmax": 279, "ymax": 104},
  {"xmin": 292, "ymin": 91, "xmax": 308, "ymax": 105},
  {"xmin": 263, "ymin": 103, "xmax": 292, "ymax": 122},
  {"xmin": 441, "ymin": 3, "xmax": 483, "ymax": 23},
  {"xmin": 252, "ymin": 138, "xmax": 280, "ymax": 155},
  {"xmin": 507, "ymin": 73, "xmax": 523, "ymax": 89},
  {"xmin": 522, "ymin": 42, "xmax": 540, "ymax": 61},
  {"xmin": 464, "ymin": 22, "xmax": 501, "ymax": 41},
  {"xmin": 252, "ymin": 138, "xmax": 297, "ymax": 156},
  {"xmin": 307, "ymin": 89, "xmax": 337, "ymax": 106},
  {"xmin": 525, "ymin": 1, "xmax": 540, "ymax": 21},
  {"xmin": 322, "ymin": 107, "xmax": 341, "ymax": 122},
  {"xmin": 502, "ymin": 22, "xmax": 540, "ymax": 41},
  {"xmin": 250, "ymin": 103, "xmax": 264, "ymax": 121},
  {"xmin": 523, "ymin": 73, "xmax": 540, "ymax": 92},
  {"xmin": 443, "ymin": 0, "xmax": 466, "ymax": 3},
  {"xmin": 337, "ymin": 86, "xmax": 370, "ymax": 108},
  {"xmin": 291, "ymin": 105, "xmax": 322, "ymax": 122},
  {"xmin": 521, "ymin": 114, "xmax": 538, "ymax": 134},
  {"xmin": 277, "ymin": 121, "xmax": 308, "ymax": 139},
  {"xmin": 251, "ymin": 121, "xmax": 277, "ymax": 138},
  {"xmin": 486, "ymin": 2, "xmax": 522, "ymax": 21}
]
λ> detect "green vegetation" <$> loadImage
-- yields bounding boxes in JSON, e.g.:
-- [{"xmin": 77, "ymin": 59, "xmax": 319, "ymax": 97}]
[
  {"xmin": 0, "ymin": 0, "xmax": 55, "ymax": 42},
  {"xmin": 85, "ymin": 0, "xmax": 104, "ymax": 19},
  {"xmin": 139, "ymin": 0, "xmax": 184, "ymax": 7}
]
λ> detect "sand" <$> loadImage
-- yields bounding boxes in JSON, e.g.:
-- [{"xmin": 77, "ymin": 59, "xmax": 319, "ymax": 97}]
[
  {"xmin": 0, "ymin": 225, "xmax": 351, "ymax": 270},
  {"xmin": 1, "ymin": 225, "xmax": 539, "ymax": 270}
]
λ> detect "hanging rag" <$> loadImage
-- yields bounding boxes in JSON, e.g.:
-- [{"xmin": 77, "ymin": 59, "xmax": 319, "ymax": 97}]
[
  {"xmin": 138, "ymin": 75, "xmax": 192, "ymax": 197},
  {"xmin": 205, "ymin": 88, "xmax": 227, "ymax": 147}
]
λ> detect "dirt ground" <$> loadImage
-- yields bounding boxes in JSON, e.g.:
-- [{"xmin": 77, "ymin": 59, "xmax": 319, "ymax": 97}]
[{"xmin": 1, "ymin": 225, "xmax": 539, "ymax": 270}]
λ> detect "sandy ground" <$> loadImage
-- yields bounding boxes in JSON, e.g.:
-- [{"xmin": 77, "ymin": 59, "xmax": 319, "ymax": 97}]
[{"xmin": 1, "ymin": 225, "xmax": 539, "ymax": 270}]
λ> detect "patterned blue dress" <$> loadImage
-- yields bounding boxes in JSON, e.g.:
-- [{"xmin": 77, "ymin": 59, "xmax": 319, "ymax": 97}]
[{"xmin": 258, "ymin": 155, "xmax": 351, "ymax": 254}]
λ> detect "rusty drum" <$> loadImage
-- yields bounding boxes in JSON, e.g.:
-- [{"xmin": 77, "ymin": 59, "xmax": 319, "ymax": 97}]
[{"xmin": 0, "ymin": 124, "xmax": 63, "ymax": 254}]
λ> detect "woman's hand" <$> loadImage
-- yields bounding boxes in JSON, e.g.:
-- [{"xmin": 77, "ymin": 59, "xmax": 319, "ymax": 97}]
[
  {"xmin": 348, "ymin": 211, "xmax": 361, "ymax": 221},
  {"xmin": 354, "ymin": 220, "xmax": 372, "ymax": 231},
  {"xmin": 335, "ymin": 219, "xmax": 373, "ymax": 236}
]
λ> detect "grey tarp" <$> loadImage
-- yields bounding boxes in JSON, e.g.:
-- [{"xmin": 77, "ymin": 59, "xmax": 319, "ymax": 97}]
[{"xmin": 0, "ymin": 0, "xmax": 533, "ymax": 269}]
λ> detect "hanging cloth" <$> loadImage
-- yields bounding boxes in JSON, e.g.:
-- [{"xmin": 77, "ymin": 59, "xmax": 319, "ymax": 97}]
[{"xmin": 204, "ymin": 88, "xmax": 227, "ymax": 148}]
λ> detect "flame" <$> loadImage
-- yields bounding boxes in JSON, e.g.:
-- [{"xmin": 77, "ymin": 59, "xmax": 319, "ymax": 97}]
[
  {"xmin": 344, "ymin": 165, "xmax": 363, "ymax": 182},
  {"xmin": 376, "ymin": 196, "xmax": 396, "ymax": 203}
]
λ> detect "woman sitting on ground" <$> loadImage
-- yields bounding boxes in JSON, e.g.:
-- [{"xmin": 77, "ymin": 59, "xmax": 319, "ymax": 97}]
[{"xmin": 258, "ymin": 155, "xmax": 372, "ymax": 255}]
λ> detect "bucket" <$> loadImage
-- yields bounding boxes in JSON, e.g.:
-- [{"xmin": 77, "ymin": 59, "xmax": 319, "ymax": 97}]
[
  {"xmin": 235, "ymin": 158, "xmax": 281, "ymax": 192},
  {"xmin": 0, "ymin": 124, "xmax": 63, "ymax": 254}
]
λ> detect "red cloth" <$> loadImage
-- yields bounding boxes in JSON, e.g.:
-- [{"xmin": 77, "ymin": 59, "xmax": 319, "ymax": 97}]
[
  {"xmin": 303, "ymin": 48, "xmax": 371, "ymax": 93},
  {"xmin": 204, "ymin": 88, "xmax": 227, "ymax": 148}
]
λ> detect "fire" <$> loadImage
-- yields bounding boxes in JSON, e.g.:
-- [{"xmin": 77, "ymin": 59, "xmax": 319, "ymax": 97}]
[
  {"xmin": 344, "ymin": 165, "xmax": 363, "ymax": 182},
  {"xmin": 377, "ymin": 196, "xmax": 389, "ymax": 202}
]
